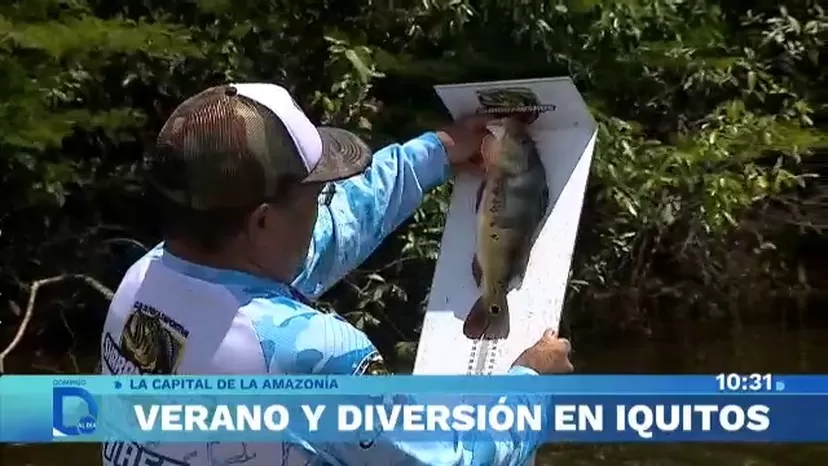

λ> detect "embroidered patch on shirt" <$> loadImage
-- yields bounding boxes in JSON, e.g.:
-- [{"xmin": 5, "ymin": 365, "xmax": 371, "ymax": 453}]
[{"xmin": 354, "ymin": 351, "xmax": 389, "ymax": 376}]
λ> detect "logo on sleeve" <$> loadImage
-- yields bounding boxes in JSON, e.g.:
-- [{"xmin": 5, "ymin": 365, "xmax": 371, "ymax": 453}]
[{"xmin": 354, "ymin": 351, "xmax": 389, "ymax": 376}]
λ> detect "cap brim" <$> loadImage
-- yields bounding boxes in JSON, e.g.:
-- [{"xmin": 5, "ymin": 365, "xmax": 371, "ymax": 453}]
[{"xmin": 302, "ymin": 127, "xmax": 372, "ymax": 183}]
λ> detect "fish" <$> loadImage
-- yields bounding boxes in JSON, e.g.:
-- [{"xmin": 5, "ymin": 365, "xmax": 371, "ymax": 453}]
[{"xmin": 463, "ymin": 115, "xmax": 549, "ymax": 340}]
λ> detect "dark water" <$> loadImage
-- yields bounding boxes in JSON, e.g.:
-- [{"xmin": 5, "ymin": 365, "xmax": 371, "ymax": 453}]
[{"xmin": 3, "ymin": 323, "xmax": 828, "ymax": 465}]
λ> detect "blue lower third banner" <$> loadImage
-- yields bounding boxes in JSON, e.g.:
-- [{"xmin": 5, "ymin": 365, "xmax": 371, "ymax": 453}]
[{"xmin": 2, "ymin": 375, "xmax": 828, "ymax": 443}]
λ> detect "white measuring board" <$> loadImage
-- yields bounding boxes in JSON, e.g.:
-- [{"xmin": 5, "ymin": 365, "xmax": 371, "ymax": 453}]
[{"xmin": 413, "ymin": 77, "xmax": 597, "ymax": 376}]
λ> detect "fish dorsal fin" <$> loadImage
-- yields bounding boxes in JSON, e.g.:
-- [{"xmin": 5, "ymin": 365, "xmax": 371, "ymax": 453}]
[
  {"xmin": 474, "ymin": 180, "xmax": 485, "ymax": 212},
  {"xmin": 471, "ymin": 255, "xmax": 483, "ymax": 287},
  {"xmin": 539, "ymin": 184, "xmax": 550, "ymax": 216}
]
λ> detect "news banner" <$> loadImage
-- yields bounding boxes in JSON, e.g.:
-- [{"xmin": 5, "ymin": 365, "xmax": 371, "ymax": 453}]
[{"xmin": 3, "ymin": 374, "xmax": 828, "ymax": 443}]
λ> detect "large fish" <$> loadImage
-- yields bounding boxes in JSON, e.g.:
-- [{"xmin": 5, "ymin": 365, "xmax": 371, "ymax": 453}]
[{"xmin": 463, "ymin": 115, "xmax": 549, "ymax": 340}]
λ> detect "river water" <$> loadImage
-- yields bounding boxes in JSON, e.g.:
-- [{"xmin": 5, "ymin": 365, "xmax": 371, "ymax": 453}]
[{"xmin": 3, "ymin": 323, "xmax": 827, "ymax": 465}]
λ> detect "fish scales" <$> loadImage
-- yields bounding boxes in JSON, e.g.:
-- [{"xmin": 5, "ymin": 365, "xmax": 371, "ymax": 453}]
[
  {"xmin": 486, "ymin": 168, "xmax": 546, "ymax": 230},
  {"xmin": 463, "ymin": 116, "xmax": 549, "ymax": 341}
]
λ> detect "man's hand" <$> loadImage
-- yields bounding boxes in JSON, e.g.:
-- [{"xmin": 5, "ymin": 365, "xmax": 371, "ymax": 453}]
[
  {"xmin": 512, "ymin": 329, "xmax": 574, "ymax": 374},
  {"xmin": 436, "ymin": 114, "xmax": 495, "ymax": 174}
]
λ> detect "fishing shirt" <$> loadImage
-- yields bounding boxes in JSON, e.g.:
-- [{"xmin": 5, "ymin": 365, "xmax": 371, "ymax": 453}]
[{"xmin": 98, "ymin": 131, "xmax": 550, "ymax": 466}]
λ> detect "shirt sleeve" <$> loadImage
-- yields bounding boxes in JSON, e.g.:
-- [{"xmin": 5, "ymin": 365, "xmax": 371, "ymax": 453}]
[
  {"xmin": 291, "ymin": 132, "xmax": 451, "ymax": 299},
  {"xmin": 245, "ymin": 296, "xmax": 384, "ymax": 375}
]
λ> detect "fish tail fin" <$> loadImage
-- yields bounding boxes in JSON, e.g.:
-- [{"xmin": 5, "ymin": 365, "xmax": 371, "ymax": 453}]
[
  {"xmin": 490, "ymin": 293, "xmax": 509, "ymax": 318},
  {"xmin": 463, "ymin": 297, "xmax": 488, "ymax": 339},
  {"xmin": 486, "ymin": 294, "xmax": 510, "ymax": 339},
  {"xmin": 463, "ymin": 296, "xmax": 511, "ymax": 340},
  {"xmin": 486, "ymin": 309, "xmax": 511, "ymax": 340}
]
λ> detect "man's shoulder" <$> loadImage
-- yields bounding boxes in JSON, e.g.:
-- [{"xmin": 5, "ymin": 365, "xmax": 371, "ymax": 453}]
[{"xmin": 240, "ymin": 296, "xmax": 386, "ymax": 376}]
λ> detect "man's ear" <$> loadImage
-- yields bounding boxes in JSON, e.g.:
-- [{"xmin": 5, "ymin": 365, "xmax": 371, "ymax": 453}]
[{"xmin": 247, "ymin": 203, "xmax": 271, "ymax": 232}]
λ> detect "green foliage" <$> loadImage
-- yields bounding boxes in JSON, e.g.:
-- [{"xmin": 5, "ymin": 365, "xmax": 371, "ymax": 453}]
[{"xmin": 0, "ymin": 0, "xmax": 824, "ymax": 368}]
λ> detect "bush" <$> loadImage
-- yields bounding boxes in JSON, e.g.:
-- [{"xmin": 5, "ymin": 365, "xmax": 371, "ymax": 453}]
[{"xmin": 0, "ymin": 0, "xmax": 824, "ymax": 372}]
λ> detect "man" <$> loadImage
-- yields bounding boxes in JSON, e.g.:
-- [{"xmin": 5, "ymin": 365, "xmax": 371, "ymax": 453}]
[{"xmin": 99, "ymin": 83, "xmax": 573, "ymax": 466}]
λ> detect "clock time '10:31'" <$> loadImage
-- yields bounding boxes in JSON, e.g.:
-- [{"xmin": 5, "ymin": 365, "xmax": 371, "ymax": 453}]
[{"xmin": 716, "ymin": 373, "xmax": 774, "ymax": 392}]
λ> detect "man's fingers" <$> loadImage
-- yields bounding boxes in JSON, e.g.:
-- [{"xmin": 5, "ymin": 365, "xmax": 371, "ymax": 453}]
[
  {"xmin": 470, "ymin": 113, "xmax": 497, "ymax": 127},
  {"xmin": 455, "ymin": 113, "xmax": 497, "ymax": 132},
  {"xmin": 540, "ymin": 329, "xmax": 571, "ymax": 353},
  {"xmin": 558, "ymin": 337, "xmax": 572, "ymax": 354}
]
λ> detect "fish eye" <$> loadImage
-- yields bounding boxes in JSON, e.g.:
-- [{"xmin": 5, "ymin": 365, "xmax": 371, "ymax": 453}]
[{"xmin": 491, "ymin": 304, "xmax": 501, "ymax": 315}]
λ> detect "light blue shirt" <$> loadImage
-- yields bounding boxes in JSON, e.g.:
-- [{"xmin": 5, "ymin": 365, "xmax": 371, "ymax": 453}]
[{"xmin": 104, "ymin": 132, "xmax": 550, "ymax": 466}]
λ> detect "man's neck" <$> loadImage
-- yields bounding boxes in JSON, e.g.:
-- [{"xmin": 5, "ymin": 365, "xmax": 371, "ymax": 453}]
[
  {"xmin": 164, "ymin": 238, "xmax": 292, "ymax": 284},
  {"xmin": 165, "ymin": 239, "xmax": 246, "ymax": 271}
]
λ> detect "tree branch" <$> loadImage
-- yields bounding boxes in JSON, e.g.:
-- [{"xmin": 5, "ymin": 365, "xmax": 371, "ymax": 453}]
[{"xmin": 0, "ymin": 274, "xmax": 114, "ymax": 373}]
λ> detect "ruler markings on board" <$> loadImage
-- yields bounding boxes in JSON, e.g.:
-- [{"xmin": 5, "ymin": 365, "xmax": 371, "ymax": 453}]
[{"xmin": 466, "ymin": 340, "xmax": 499, "ymax": 375}]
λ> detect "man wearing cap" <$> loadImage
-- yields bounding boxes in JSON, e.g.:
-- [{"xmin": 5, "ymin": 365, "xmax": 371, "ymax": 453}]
[{"xmin": 99, "ymin": 83, "xmax": 572, "ymax": 465}]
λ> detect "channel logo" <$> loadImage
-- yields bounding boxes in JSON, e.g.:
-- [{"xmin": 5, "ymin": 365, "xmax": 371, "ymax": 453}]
[{"xmin": 52, "ymin": 386, "xmax": 98, "ymax": 437}]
